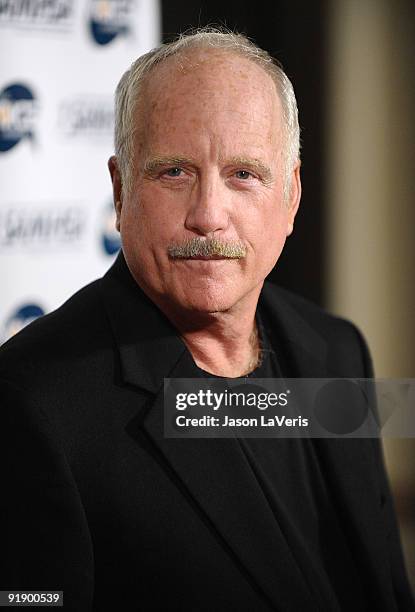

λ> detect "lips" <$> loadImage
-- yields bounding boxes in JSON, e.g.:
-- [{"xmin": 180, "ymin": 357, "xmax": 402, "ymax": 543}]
[{"xmin": 185, "ymin": 255, "xmax": 229, "ymax": 260}]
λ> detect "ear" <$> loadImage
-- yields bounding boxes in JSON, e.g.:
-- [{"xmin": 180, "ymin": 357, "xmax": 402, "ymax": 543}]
[
  {"xmin": 108, "ymin": 156, "xmax": 123, "ymax": 232},
  {"xmin": 286, "ymin": 160, "xmax": 302, "ymax": 237}
]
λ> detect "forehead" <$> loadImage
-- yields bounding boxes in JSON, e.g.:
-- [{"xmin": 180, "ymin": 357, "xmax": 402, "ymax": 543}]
[
  {"xmin": 148, "ymin": 47, "xmax": 276, "ymax": 90},
  {"xmin": 137, "ymin": 49, "xmax": 282, "ymax": 152}
]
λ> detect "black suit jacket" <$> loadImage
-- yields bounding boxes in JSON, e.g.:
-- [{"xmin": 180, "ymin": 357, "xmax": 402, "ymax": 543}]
[{"xmin": 0, "ymin": 252, "xmax": 413, "ymax": 611}]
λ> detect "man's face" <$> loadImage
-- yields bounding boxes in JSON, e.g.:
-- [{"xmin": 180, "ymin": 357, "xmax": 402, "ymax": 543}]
[{"xmin": 111, "ymin": 50, "xmax": 301, "ymax": 316}]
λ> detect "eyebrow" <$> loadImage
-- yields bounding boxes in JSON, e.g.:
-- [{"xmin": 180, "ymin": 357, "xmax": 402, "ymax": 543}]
[
  {"xmin": 143, "ymin": 156, "xmax": 194, "ymax": 174},
  {"xmin": 225, "ymin": 157, "xmax": 273, "ymax": 184}
]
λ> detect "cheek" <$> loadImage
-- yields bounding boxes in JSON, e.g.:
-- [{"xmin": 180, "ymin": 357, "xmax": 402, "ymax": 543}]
[
  {"xmin": 244, "ymin": 207, "xmax": 289, "ymax": 274},
  {"xmin": 123, "ymin": 194, "xmax": 184, "ymax": 256},
  {"xmin": 259, "ymin": 230, "xmax": 287, "ymax": 265},
  {"xmin": 246, "ymin": 204, "xmax": 288, "ymax": 248}
]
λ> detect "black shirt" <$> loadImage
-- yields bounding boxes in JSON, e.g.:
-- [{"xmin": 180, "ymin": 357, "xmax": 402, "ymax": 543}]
[{"xmin": 193, "ymin": 313, "xmax": 368, "ymax": 611}]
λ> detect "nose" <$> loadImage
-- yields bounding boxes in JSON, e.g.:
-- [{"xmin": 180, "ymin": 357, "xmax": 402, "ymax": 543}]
[{"xmin": 184, "ymin": 171, "xmax": 230, "ymax": 236}]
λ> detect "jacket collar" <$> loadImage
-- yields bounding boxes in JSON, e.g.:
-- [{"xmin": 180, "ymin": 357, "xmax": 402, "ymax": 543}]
[
  {"xmin": 259, "ymin": 282, "xmax": 328, "ymax": 377},
  {"xmin": 99, "ymin": 251, "xmax": 187, "ymax": 394}
]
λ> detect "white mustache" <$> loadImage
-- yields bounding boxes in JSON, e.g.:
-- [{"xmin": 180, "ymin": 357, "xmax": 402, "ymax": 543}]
[{"xmin": 168, "ymin": 237, "xmax": 247, "ymax": 259}]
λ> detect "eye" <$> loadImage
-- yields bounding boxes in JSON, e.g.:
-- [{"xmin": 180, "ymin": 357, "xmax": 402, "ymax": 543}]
[
  {"xmin": 235, "ymin": 170, "xmax": 253, "ymax": 180},
  {"xmin": 165, "ymin": 167, "xmax": 183, "ymax": 177}
]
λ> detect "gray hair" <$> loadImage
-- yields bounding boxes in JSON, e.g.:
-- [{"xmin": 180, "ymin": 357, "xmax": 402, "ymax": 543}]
[{"xmin": 114, "ymin": 27, "xmax": 301, "ymax": 199}]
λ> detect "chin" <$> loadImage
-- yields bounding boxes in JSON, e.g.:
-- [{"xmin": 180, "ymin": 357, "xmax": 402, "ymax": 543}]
[
  {"xmin": 181, "ymin": 296, "xmax": 233, "ymax": 314},
  {"xmin": 177, "ymin": 286, "xmax": 245, "ymax": 315},
  {"xmin": 162, "ymin": 276, "xmax": 259, "ymax": 316}
]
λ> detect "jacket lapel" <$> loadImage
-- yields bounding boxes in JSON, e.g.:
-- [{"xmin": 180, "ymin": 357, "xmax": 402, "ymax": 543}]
[{"xmin": 142, "ymin": 354, "xmax": 320, "ymax": 611}]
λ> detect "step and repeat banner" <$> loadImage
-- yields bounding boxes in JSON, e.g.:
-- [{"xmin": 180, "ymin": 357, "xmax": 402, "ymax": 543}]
[{"xmin": 0, "ymin": 0, "xmax": 160, "ymax": 342}]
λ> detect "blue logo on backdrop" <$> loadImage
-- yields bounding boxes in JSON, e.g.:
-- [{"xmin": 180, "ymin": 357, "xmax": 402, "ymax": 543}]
[
  {"xmin": 101, "ymin": 200, "xmax": 121, "ymax": 255},
  {"xmin": 3, "ymin": 303, "xmax": 45, "ymax": 342},
  {"xmin": 0, "ymin": 83, "xmax": 37, "ymax": 152},
  {"xmin": 89, "ymin": 0, "xmax": 134, "ymax": 45}
]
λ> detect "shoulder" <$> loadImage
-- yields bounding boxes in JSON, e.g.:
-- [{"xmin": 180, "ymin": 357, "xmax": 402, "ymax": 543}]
[
  {"xmin": 260, "ymin": 281, "xmax": 373, "ymax": 377},
  {"xmin": 262, "ymin": 280, "xmax": 363, "ymax": 340},
  {"xmin": 0, "ymin": 279, "xmax": 110, "ymax": 389}
]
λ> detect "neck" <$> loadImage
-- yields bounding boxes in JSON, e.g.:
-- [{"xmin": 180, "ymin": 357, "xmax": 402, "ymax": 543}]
[
  {"xmin": 185, "ymin": 319, "xmax": 261, "ymax": 377},
  {"xmin": 164, "ymin": 295, "xmax": 262, "ymax": 378}
]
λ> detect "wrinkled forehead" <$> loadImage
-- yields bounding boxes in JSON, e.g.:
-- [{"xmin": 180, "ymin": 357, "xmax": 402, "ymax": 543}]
[{"xmin": 136, "ymin": 49, "xmax": 283, "ymax": 137}]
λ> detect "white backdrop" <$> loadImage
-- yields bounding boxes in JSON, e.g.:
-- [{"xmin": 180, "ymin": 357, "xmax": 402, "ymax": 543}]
[{"xmin": 0, "ymin": 0, "xmax": 160, "ymax": 342}]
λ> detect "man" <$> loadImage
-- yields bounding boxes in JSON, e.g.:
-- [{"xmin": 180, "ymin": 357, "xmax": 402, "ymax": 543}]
[{"xmin": 0, "ymin": 29, "xmax": 413, "ymax": 612}]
